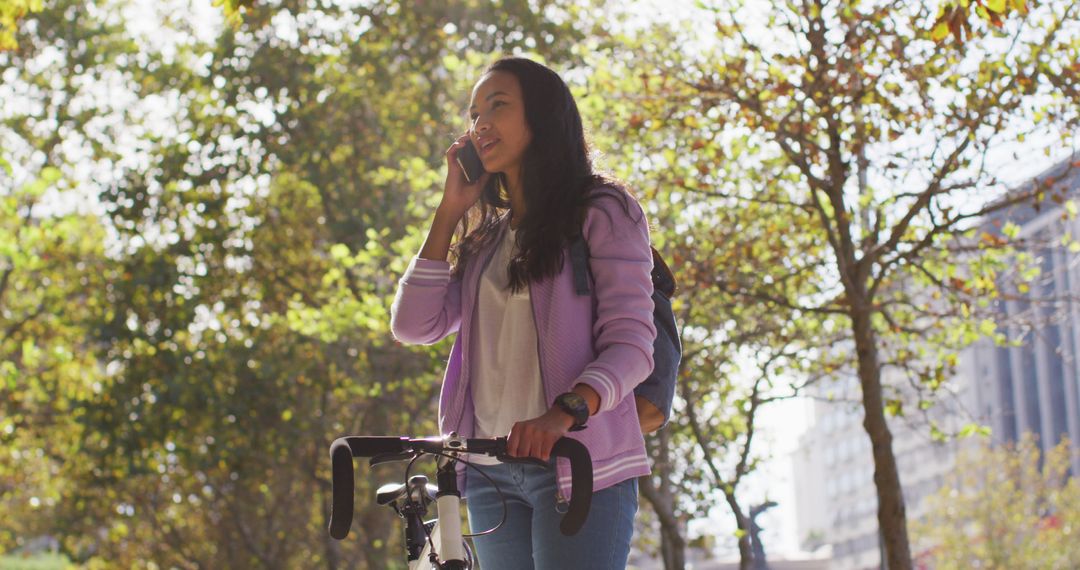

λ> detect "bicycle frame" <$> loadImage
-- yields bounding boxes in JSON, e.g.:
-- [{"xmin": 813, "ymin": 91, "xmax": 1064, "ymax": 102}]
[{"xmin": 402, "ymin": 455, "xmax": 469, "ymax": 569}]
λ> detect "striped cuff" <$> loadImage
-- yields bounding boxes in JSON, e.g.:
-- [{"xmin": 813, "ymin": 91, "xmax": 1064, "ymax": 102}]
[
  {"xmin": 404, "ymin": 256, "xmax": 451, "ymax": 286},
  {"xmin": 576, "ymin": 368, "xmax": 621, "ymax": 414}
]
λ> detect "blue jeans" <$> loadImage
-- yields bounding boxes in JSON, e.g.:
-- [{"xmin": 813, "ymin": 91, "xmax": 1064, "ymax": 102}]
[{"xmin": 465, "ymin": 460, "xmax": 638, "ymax": 570}]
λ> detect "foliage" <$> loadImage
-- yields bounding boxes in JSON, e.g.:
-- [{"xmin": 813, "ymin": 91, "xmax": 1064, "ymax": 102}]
[
  {"xmin": 212, "ymin": 0, "xmax": 255, "ymax": 27},
  {"xmin": 0, "ymin": 165, "xmax": 111, "ymax": 559},
  {"xmin": 582, "ymin": 0, "xmax": 1079, "ymax": 567},
  {"xmin": 575, "ymin": 17, "xmax": 838, "ymax": 567},
  {"xmin": 913, "ymin": 436, "xmax": 1080, "ymax": 569},
  {"xmin": 0, "ymin": 0, "xmax": 42, "ymax": 50},
  {"xmin": 2, "ymin": 0, "xmax": 592, "ymax": 567},
  {"xmin": 932, "ymin": 0, "xmax": 1032, "ymax": 42},
  {"xmin": 4, "ymin": 0, "xmax": 1078, "ymax": 568}
]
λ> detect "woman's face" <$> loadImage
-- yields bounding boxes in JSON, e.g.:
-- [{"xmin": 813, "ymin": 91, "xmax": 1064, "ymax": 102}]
[{"xmin": 468, "ymin": 71, "xmax": 531, "ymax": 178}]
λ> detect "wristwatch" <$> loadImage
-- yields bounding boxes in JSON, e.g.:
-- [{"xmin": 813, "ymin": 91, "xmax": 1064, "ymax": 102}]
[{"xmin": 553, "ymin": 392, "xmax": 590, "ymax": 432}]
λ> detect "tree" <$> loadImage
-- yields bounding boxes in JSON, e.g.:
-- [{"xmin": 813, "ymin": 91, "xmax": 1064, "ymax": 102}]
[
  {"xmin": 3, "ymin": 0, "xmax": 596, "ymax": 566},
  {"xmin": 0, "ymin": 164, "xmax": 113, "ymax": 556},
  {"xmin": 912, "ymin": 435, "xmax": 1080, "ymax": 569},
  {"xmin": 572, "ymin": 14, "xmax": 846, "ymax": 568},
  {"xmin": 582, "ymin": 1, "xmax": 1080, "ymax": 568}
]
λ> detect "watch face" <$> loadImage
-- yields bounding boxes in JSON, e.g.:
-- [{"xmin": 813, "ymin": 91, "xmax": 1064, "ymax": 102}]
[
  {"xmin": 562, "ymin": 393, "xmax": 586, "ymax": 408},
  {"xmin": 557, "ymin": 393, "xmax": 589, "ymax": 426}
]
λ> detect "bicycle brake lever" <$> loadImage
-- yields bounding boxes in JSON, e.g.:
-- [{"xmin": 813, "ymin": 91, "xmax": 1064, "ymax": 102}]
[
  {"xmin": 494, "ymin": 454, "xmax": 550, "ymax": 468},
  {"xmin": 370, "ymin": 451, "xmax": 417, "ymax": 466}
]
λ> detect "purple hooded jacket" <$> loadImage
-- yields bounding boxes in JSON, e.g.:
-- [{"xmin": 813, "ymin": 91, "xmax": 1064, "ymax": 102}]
[{"xmin": 389, "ymin": 187, "xmax": 657, "ymax": 498}]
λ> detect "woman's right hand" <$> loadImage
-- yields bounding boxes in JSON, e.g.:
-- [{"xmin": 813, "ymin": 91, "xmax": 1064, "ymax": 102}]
[{"xmin": 440, "ymin": 133, "xmax": 490, "ymax": 219}]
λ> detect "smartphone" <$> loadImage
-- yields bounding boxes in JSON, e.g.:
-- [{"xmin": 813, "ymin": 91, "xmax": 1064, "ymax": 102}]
[{"xmin": 456, "ymin": 139, "xmax": 486, "ymax": 183}]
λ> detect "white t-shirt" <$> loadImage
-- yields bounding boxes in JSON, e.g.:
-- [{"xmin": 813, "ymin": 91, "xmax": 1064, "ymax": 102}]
[{"xmin": 469, "ymin": 226, "xmax": 548, "ymax": 464}]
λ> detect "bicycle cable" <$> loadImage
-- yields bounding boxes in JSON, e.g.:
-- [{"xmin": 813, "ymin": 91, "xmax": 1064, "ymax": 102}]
[
  {"xmin": 414, "ymin": 450, "xmax": 508, "ymax": 539},
  {"xmin": 378, "ymin": 442, "xmax": 513, "ymax": 566},
  {"xmin": 401, "ymin": 451, "xmax": 444, "ymax": 564}
]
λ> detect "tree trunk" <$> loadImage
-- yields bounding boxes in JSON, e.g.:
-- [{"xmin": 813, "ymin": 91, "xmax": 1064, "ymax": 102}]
[
  {"xmin": 322, "ymin": 532, "xmax": 342, "ymax": 570},
  {"xmin": 639, "ymin": 475, "xmax": 686, "ymax": 570},
  {"xmin": 722, "ymin": 490, "xmax": 752, "ymax": 570},
  {"xmin": 321, "ymin": 485, "xmax": 342, "ymax": 570},
  {"xmin": 639, "ymin": 429, "xmax": 686, "ymax": 570},
  {"xmin": 851, "ymin": 305, "xmax": 912, "ymax": 570},
  {"xmin": 660, "ymin": 515, "xmax": 686, "ymax": 570},
  {"xmin": 749, "ymin": 501, "xmax": 776, "ymax": 570}
]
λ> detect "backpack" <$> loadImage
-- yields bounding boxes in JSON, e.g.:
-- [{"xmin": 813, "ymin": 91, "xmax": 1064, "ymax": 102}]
[{"xmin": 569, "ymin": 237, "xmax": 682, "ymax": 433}]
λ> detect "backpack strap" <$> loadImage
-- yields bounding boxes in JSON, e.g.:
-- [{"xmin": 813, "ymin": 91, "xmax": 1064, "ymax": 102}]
[
  {"xmin": 572, "ymin": 237, "xmax": 678, "ymax": 299},
  {"xmin": 569, "ymin": 236, "xmax": 592, "ymax": 296},
  {"xmin": 650, "ymin": 247, "xmax": 677, "ymax": 299}
]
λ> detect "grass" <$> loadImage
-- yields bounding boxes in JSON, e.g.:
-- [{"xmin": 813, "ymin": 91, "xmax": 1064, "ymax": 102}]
[{"xmin": 0, "ymin": 553, "xmax": 72, "ymax": 570}]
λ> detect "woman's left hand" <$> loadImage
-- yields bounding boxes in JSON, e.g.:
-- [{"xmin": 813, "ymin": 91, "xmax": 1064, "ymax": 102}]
[{"xmin": 506, "ymin": 408, "xmax": 576, "ymax": 461}]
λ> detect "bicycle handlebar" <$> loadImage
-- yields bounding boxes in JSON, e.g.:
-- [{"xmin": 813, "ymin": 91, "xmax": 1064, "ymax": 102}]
[{"xmin": 328, "ymin": 435, "xmax": 593, "ymax": 540}]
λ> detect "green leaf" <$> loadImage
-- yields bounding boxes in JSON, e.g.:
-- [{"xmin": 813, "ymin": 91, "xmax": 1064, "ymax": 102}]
[
  {"xmin": 958, "ymin": 422, "xmax": 990, "ymax": 438},
  {"xmin": 22, "ymin": 338, "xmax": 40, "ymax": 368},
  {"xmin": 1002, "ymin": 221, "xmax": 1021, "ymax": 239},
  {"xmin": 929, "ymin": 423, "xmax": 946, "ymax": 442},
  {"xmin": 329, "ymin": 243, "xmax": 351, "ymax": 261},
  {"xmin": 22, "ymin": 166, "xmax": 61, "ymax": 197}
]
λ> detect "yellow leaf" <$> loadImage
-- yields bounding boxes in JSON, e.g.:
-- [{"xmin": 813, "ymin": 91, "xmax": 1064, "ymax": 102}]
[{"xmin": 931, "ymin": 22, "xmax": 949, "ymax": 42}]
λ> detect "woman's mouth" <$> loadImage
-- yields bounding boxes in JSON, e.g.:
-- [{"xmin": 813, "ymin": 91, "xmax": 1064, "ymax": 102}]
[{"xmin": 479, "ymin": 139, "xmax": 500, "ymax": 156}]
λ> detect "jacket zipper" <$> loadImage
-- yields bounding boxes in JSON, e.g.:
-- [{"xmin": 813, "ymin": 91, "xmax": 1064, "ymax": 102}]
[
  {"xmin": 456, "ymin": 219, "xmax": 509, "ymax": 434},
  {"xmin": 529, "ymin": 283, "xmax": 551, "ymax": 417},
  {"xmin": 531, "ymin": 253, "xmax": 573, "ymax": 507},
  {"xmin": 460, "ymin": 220, "xmax": 570, "ymax": 505}
]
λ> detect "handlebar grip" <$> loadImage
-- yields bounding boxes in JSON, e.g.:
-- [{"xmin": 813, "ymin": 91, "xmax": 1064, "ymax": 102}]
[
  {"xmin": 329, "ymin": 436, "xmax": 417, "ymax": 539},
  {"xmin": 342, "ymin": 435, "xmax": 408, "ymax": 457},
  {"xmin": 550, "ymin": 438, "xmax": 593, "ymax": 536},
  {"xmin": 329, "ymin": 438, "xmax": 355, "ymax": 539},
  {"xmin": 329, "ymin": 436, "xmax": 413, "ymax": 539}
]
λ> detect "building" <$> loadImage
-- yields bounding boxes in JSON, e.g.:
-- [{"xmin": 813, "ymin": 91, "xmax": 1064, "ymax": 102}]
[
  {"xmin": 792, "ymin": 371, "xmax": 968, "ymax": 570},
  {"xmin": 792, "ymin": 156, "xmax": 1080, "ymax": 569},
  {"xmin": 967, "ymin": 156, "xmax": 1080, "ymax": 474}
]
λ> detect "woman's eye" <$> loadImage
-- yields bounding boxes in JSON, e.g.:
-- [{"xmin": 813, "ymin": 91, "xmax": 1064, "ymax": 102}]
[{"xmin": 468, "ymin": 101, "xmax": 505, "ymax": 121}]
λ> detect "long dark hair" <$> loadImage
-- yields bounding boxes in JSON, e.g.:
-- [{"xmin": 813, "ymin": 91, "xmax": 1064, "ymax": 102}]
[{"xmin": 451, "ymin": 57, "xmax": 634, "ymax": 291}]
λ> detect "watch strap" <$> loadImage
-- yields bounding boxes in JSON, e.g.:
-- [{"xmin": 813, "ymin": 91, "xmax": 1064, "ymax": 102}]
[{"xmin": 554, "ymin": 392, "xmax": 589, "ymax": 431}]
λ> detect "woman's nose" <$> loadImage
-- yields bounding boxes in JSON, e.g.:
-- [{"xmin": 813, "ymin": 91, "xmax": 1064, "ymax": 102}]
[{"xmin": 472, "ymin": 114, "xmax": 492, "ymax": 135}]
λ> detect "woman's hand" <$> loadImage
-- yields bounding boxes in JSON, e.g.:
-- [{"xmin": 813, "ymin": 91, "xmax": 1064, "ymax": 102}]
[
  {"xmin": 416, "ymin": 134, "xmax": 491, "ymax": 263},
  {"xmin": 440, "ymin": 133, "xmax": 490, "ymax": 219},
  {"xmin": 506, "ymin": 407, "xmax": 576, "ymax": 462}
]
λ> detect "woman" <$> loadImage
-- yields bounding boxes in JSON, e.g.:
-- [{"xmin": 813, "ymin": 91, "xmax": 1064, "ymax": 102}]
[{"xmin": 390, "ymin": 57, "xmax": 656, "ymax": 569}]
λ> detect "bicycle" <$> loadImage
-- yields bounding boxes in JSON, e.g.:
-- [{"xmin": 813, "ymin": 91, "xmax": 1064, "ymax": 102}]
[{"xmin": 328, "ymin": 433, "xmax": 593, "ymax": 570}]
